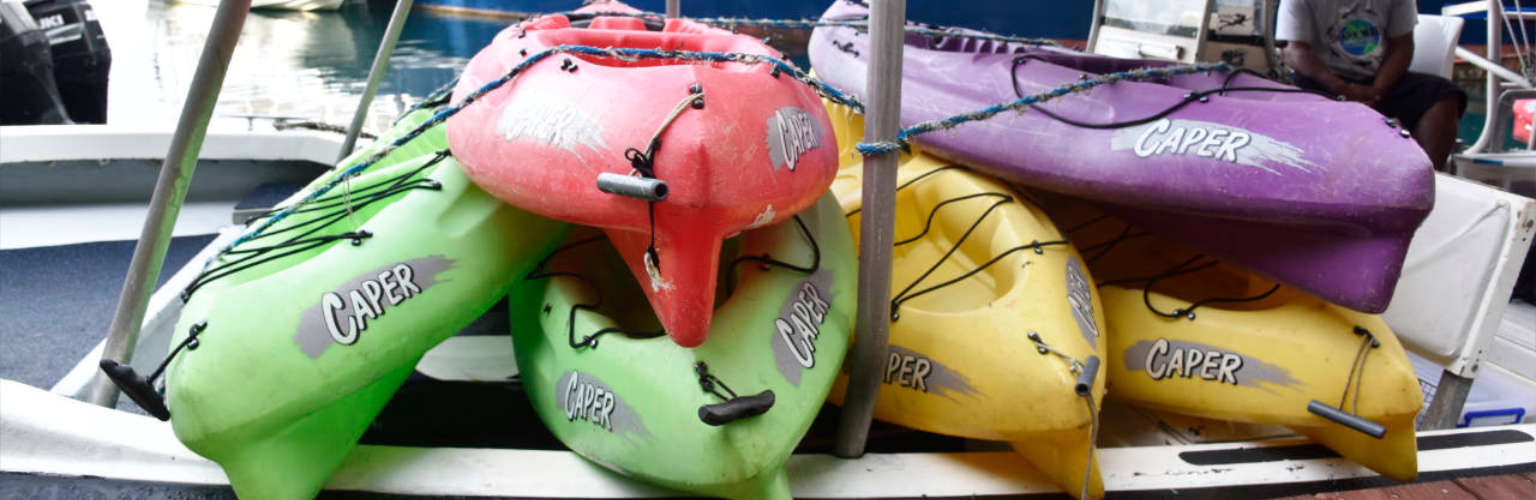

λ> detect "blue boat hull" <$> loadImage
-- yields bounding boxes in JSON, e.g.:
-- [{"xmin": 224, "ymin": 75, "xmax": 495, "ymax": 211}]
[{"xmin": 412, "ymin": 0, "xmax": 1092, "ymax": 41}]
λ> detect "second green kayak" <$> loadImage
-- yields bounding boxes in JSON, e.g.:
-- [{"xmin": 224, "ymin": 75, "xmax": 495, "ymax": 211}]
[{"xmin": 509, "ymin": 193, "xmax": 856, "ymax": 499}]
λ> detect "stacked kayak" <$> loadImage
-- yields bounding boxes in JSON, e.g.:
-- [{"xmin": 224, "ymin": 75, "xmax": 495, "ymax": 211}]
[
  {"xmin": 442, "ymin": 4, "xmax": 855, "ymax": 498},
  {"xmin": 148, "ymin": 106, "xmax": 567, "ymax": 500},
  {"xmin": 808, "ymin": 0, "xmax": 1433, "ymax": 313},
  {"xmin": 509, "ymin": 193, "xmax": 855, "ymax": 499},
  {"xmin": 826, "ymin": 103, "xmax": 1108, "ymax": 499},
  {"xmin": 448, "ymin": 3, "xmax": 839, "ymax": 347},
  {"xmin": 1045, "ymin": 194, "xmax": 1422, "ymax": 482}
]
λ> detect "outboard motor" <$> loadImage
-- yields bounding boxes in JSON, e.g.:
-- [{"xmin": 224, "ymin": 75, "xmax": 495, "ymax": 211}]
[
  {"xmin": 25, "ymin": 0, "xmax": 110, "ymax": 123},
  {"xmin": 0, "ymin": 0, "xmax": 72, "ymax": 124}
]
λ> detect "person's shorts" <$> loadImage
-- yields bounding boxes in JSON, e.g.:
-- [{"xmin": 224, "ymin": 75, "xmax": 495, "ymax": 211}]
[{"xmin": 1292, "ymin": 72, "xmax": 1467, "ymax": 132}]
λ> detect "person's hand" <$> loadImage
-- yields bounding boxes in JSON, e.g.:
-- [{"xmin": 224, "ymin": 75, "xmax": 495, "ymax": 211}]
[{"xmin": 1338, "ymin": 83, "xmax": 1381, "ymax": 106}]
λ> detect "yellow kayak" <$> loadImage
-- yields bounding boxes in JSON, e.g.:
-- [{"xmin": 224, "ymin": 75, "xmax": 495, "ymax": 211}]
[
  {"xmin": 826, "ymin": 103, "xmax": 1108, "ymax": 499},
  {"xmin": 1046, "ymin": 195, "xmax": 1422, "ymax": 482}
]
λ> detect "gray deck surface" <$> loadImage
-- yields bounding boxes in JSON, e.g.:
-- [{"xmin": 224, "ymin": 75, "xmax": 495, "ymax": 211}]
[{"xmin": 0, "ymin": 235, "xmax": 217, "ymax": 389}]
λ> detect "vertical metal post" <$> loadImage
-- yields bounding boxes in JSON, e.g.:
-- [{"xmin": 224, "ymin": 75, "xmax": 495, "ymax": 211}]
[
  {"xmin": 1419, "ymin": 369, "xmax": 1475, "ymax": 430},
  {"xmin": 1086, "ymin": 0, "xmax": 1105, "ymax": 52},
  {"xmin": 836, "ymin": 0, "xmax": 904, "ymax": 458},
  {"xmin": 666, "ymin": 0, "xmax": 679, "ymax": 18},
  {"xmin": 89, "ymin": 0, "xmax": 252, "ymax": 407},
  {"xmin": 1261, "ymin": 0, "xmax": 1280, "ymax": 71},
  {"xmin": 339, "ymin": 0, "xmax": 415, "ymax": 161},
  {"xmin": 1465, "ymin": 0, "xmax": 1505, "ymax": 154}
]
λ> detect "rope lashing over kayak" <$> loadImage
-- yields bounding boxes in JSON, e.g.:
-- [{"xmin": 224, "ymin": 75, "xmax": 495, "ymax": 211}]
[
  {"xmin": 695, "ymin": 361, "xmax": 776, "ymax": 426},
  {"xmin": 211, "ymin": 45, "xmax": 862, "ymax": 270},
  {"xmin": 854, "ymin": 62, "xmax": 1231, "ymax": 156},
  {"xmin": 98, "ymin": 321, "xmax": 208, "ymax": 421},
  {"xmin": 528, "ymin": 214, "xmax": 822, "ymax": 351},
  {"xmin": 724, "ymin": 214, "xmax": 822, "ymax": 297},
  {"xmin": 272, "ymin": 120, "xmax": 379, "ymax": 139},
  {"xmin": 1027, "ymin": 330, "xmax": 1101, "ymax": 500},
  {"xmin": 844, "ymin": 164, "xmax": 968, "ymax": 217},
  {"xmin": 855, "ymin": 166, "xmax": 1070, "ymax": 320},
  {"xmin": 1093, "ymin": 254, "xmax": 1282, "ymax": 321},
  {"xmin": 1080, "ymin": 225, "xmax": 1151, "ymax": 264},
  {"xmin": 695, "ymin": 361, "xmax": 738, "ymax": 401},
  {"xmin": 1340, "ymin": 326, "xmax": 1381, "ymax": 413},
  {"xmin": 523, "ymin": 236, "xmax": 667, "ymax": 350},
  {"xmin": 181, "ymin": 150, "xmax": 450, "ymax": 300},
  {"xmin": 393, "ymin": 77, "xmax": 458, "ymax": 126},
  {"xmin": 553, "ymin": 11, "xmax": 1060, "ymax": 47},
  {"xmin": 1306, "ymin": 326, "xmax": 1389, "ymax": 439},
  {"xmin": 613, "ymin": 88, "xmax": 707, "ymax": 280},
  {"xmin": 1007, "ymin": 58, "xmax": 1331, "ymax": 131}
]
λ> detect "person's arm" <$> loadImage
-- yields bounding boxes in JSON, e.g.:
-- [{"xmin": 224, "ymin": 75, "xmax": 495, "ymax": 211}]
[
  {"xmin": 1373, "ymin": 0, "xmax": 1419, "ymax": 95},
  {"xmin": 1274, "ymin": 0, "xmax": 1376, "ymax": 102},
  {"xmin": 1371, "ymin": 33, "xmax": 1414, "ymax": 95},
  {"xmin": 1283, "ymin": 41, "xmax": 1377, "ymax": 102}
]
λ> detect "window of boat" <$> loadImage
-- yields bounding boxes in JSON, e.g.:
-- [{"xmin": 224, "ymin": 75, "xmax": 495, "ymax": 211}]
[
  {"xmin": 1209, "ymin": 0, "xmax": 1267, "ymax": 45},
  {"xmin": 1103, "ymin": 0, "xmax": 1207, "ymax": 39}
]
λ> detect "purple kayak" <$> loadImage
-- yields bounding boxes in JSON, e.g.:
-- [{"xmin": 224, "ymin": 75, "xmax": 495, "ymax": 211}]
[{"xmin": 808, "ymin": 0, "xmax": 1433, "ymax": 313}]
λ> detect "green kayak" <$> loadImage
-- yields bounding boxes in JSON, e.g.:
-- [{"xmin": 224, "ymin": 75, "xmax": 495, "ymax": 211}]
[
  {"xmin": 509, "ymin": 193, "xmax": 856, "ymax": 499},
  {"xmin": 158, "ymin": 113, "xmax": 567, "ymax": 500}
]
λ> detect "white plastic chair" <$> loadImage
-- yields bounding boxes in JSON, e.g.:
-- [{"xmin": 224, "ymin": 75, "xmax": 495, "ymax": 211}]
[
  {"xmin": 1382, "ymin": 174, "xmax": 1536, "ymax": 429},
  {"xmin": 1410, "ymin": 14, "xmax": 1466, "ymax": 79}
]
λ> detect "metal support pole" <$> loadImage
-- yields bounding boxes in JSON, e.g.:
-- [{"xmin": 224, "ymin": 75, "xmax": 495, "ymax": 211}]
[
  {"xmin": 89, "ymin": 0, "xmax": 252, "ymax": 407},
  {"xmin": 339, "ymin": 0, "xmax": 415, "ymax": 161},
  {"xmin": 1086, "ymin": 0, "xmax": 1104, "ymax": 52},
  {"xmin": 1468, "ymin": 0, "xmax": 1505, "ymax": 154},
  {"xmin": 666, "ymin": 0, "xmax": 679, "ymax": 18},
  {"xmin": 1261, "ymin": 0, "xmax": 1279, "ymax": 72},
  {"xmin": 836, "ymin": 0, "xmax": 904, "ymax": 459},
  {"xmin": 1419, "ymin": 369, "xmax": 1475, "ymax": 430}
]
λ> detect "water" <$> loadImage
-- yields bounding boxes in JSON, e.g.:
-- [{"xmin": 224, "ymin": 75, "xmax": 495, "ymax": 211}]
[
  {"xmin": 97, "ymin": 1, "xmax": 1519, "ymax": 148},
  {"xmin": 96, "ymin": 0, "xmax": 511, "ymax": 134}
]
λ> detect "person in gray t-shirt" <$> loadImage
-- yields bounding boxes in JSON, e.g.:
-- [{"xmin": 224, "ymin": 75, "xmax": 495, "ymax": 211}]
[{"xmin": 1277, "ymin": 0, "xmax": 1465, "ymax": 171}]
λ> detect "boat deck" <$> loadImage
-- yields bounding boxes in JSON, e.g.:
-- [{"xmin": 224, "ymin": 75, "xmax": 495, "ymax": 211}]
[{"xmin": 1277, "ymin": 472, "xmax": 1535, "ymax": 499}]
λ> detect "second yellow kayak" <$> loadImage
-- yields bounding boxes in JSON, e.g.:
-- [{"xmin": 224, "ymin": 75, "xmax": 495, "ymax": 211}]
[
  {"xmin": 826, "ymin": 103, "xmax": 1109, "ymax": 499},
  {"xmin": 1047, "ymin": 195, "xmax": 1422, "ymax": 482}
]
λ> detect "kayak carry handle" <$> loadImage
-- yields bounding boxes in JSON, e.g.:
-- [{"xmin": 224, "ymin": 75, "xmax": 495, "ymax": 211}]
[
  {"xmin": 698, "ymin": 389, "xmax": 775, "ymax": 426},
  {"xmin": 99, "ymin": 360, "xmax": 171, "ymax": 421},
  {"xmin": 1074, "ymin": 355, "xmax": 1100, "ymax": 397},
  {"xmin": 597, "ymin": 172, "xmax": 668, "ymax": 202},
  {"xmin": 1307, "ymin": 400, "xmax": 1386, "ymax": 439}
]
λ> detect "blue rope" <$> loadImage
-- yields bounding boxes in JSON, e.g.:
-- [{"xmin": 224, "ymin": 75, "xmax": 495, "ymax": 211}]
[
  {"xmin": 211, "ymin": 44, "xmax": 861, "ymax": 261},
  {"xmin": 855, "ymin": 62, "xmax": 1232, "ymax": 155}
]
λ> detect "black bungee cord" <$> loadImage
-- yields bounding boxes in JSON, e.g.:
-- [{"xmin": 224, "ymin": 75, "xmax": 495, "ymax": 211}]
[{"xmin": 1009, "ymin": 55, "xmax": 1335, "ymax": 131}]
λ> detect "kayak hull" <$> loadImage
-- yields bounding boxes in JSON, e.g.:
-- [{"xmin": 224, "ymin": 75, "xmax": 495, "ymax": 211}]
[
  {"xmin": 165, "ymin": 119, "xmax": 567, "ymax": 500},
  {"xmin": 1050, "ymin": 197, "xmax": 1422, "ymax": 482},
  {"xmin": 827, "ymin": 104, "xmax": 1108, "ymax": 499},
  {"xmin": 450, "ymin": 8, "xmax": 840, "ymax": 347},
  {"xmin": 510, "ymin": 193, "xmax": 856, "ymax": 499},
  {"xmin": 808, "ymin": 0, "xmax": 1433, "ymax": 313}
]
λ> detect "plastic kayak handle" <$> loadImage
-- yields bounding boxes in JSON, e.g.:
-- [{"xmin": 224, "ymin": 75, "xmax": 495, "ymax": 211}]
[
  {"xmin": 1307, "ymin": 400, "xmax": 1387, "ymax": 439},
  {"xmin": 698, "ymin": 390, "xmax": 775, "ymax": 426}
]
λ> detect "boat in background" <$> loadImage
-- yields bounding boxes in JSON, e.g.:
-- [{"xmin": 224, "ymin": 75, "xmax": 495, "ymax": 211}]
[
  {"xmin": 413, "ymin": 0, "xmax": 1093, "ymax": 45},
  {"xmin": 0, "ymin": 0, "xmax": 73, "ymax": 124},
  {"xmin": 23, "ymin": 0, "xmax": 111, "ymax": 123},
  {"xmin": 175, "ymin": 0, "xmax": 345, "ymax": 12}
]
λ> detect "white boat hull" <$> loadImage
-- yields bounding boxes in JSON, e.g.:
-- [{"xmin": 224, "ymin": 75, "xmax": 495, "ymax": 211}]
[{"xmin": 3, "ymin": 380, "xmax": 1532, "ymax": 498}]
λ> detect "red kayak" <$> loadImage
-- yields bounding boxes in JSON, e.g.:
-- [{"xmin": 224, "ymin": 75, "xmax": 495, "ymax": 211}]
[{"xmin": 446, "ymin": 4, "xmax": 838, "ymax": 347}]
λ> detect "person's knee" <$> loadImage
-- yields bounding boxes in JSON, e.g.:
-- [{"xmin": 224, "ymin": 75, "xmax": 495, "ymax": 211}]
[{"xmin": 1432, "ymin": 94, "xmax": 1461, "ymax": 115}]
